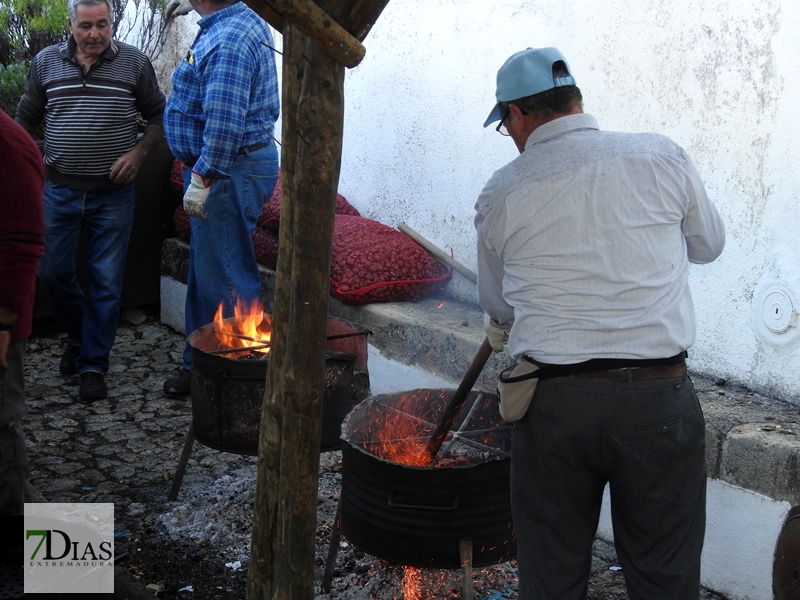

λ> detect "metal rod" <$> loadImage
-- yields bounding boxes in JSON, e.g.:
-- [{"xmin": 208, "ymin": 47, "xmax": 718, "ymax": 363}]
[
  {"xmin": 357, "ymin": 435, "xmax": 511, "ymax": 460},
  {"xmin": 205, "ymin": 329, "xmax": 367, "ymax": 352},
  {"xmin": 353, "ymin": 427, "xmax": 510, "ymax": 461},
  {"xmin": 459, "ymin": 539, "xmax": 474, "ymax": 600},
  {"xmin": 363, "ymin": 398, "xmax": 511, "ymax": 457},
  {"xmin": 397, "ymin": 222, "xmax": 477, "ymax": 284},
  {"xmin": 229, "ymin": 332, "xmax": 271, "ymax": 345},
  {"xmin": 426, "ymin": 338, "xmax": 494, "ymax": 461},
  {"xmin": 432, "ymin": 394, "xmax": 484, "ymax": 465},
  {"xmin": 320, "ymin": 493, "xmax": 344, "ymax": 593},
  {"xmin": 205, "ymin": 344, "xmax": 271, "ymax": 355},
  {"xmin": 168, "ymin": 422, "xmax": 195, "ymax": 501}
]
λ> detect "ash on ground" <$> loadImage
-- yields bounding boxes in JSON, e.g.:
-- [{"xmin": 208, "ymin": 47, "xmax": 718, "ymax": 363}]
[
  {"xmin": 148, "ymin": 450, "xmax": 522, "ymax": 599},
  {"xmin": 23, "ymin": 310, "xmax": 729, "ymax": 599}
]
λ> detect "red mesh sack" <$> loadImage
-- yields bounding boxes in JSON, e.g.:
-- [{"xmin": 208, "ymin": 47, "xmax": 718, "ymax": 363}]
[
  {"xmin": 252, "ymin": 227, "xmax": 279, "ymax": 270},
  {"xmin": 257, "ymin": 170, "xmax": 360, "ymax": 232},
  {"xmin": 329, "ymin": 215, "xmax": 451, "ymax": 305},
  {"xmin": 173, "ymin": 205, "xmax": 191, "ymax": 242},
  {"xmin": 170, "ymin": 159, "xmax": 187, "ymax": 196}
]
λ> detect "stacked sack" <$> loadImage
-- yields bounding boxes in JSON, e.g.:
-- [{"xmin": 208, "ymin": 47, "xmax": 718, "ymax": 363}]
[{"xmin": 170, "ymin": 161, "xmax": 451, "ymax": 305}]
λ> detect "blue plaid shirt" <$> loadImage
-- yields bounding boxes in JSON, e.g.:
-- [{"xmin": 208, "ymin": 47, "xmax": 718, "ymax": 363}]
[{"xmin": 164, "ymin": 1, "xmax": 279, "ymax": 180}]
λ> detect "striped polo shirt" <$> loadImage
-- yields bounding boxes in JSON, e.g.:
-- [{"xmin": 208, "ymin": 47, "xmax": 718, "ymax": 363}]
[{"xmin": 15, "ymin": 38, "xmax": 165, "ymax": 191}]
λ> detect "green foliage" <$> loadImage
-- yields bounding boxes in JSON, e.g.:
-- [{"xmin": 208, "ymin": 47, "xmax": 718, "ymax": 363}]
[
  {"xmin": 0, "ymin": 0, "xmax": 69, "ymax": 65},
  {"xmin": 0, "ymin": 60, "xmax": 28, "ymax": 117},
  {"xmin": 0, "ymin": 0, "xmax": 171, "ymax": 120}
]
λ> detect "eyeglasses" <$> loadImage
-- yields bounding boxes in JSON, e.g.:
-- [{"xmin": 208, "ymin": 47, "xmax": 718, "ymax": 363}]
[{"xmin": 496, "ymin": 110, "xmax": 511, "ymax": 136}]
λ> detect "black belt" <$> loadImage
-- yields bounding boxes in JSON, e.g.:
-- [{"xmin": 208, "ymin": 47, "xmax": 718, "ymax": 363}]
[
  {"xmin": 524, "ymin": 352, "xmax": 687, "ymax": 381},
  {"xmin": 573, "ymin": 363, "xmax": 686, "ymax": 381},
  {"xmin": 238, "ymin": 142, "xmax": 271, "ymax": 155}
]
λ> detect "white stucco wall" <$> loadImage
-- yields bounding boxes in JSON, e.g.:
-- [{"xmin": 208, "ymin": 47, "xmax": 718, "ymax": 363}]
[
  {"xmin": 160, "ymin": 0, "xmax": 800, "ymax": 403},
  {"xmin": 320, "ymin": 0, "xmax": 800, "ymax": 403}
]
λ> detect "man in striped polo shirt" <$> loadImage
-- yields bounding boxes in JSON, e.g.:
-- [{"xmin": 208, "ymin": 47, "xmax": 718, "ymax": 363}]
[{"xmin": 16, "ymin": 0, "xmax": 165, "ymax": 401}]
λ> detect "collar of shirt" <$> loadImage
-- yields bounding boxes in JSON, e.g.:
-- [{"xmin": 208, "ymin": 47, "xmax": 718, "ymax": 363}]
[
  {"xmin": 524, "ymin": 112, "xmax": 600, "ymax": 150},
  {"xmin": 60, "ymin": 37, "xmax": 119, "ymax": 62},
  {"xmin": 197, "ymin": 1, "xmax": 247, "ymax": 31}
]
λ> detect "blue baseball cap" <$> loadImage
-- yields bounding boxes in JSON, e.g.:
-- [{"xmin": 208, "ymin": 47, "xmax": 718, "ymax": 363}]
[{"xmin": 484, "ymin": 47, "xmax": 576, "ymax": 127}]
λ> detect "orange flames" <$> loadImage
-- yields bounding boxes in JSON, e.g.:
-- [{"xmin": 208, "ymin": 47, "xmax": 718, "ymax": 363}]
[
  {"xmin": 211, "ymin": 297, "xmax": 272, "ymax": 357},
  {"xmin": 402, "ymin": 566, "xmax": 425, "ymax": 599},
  {"xmin": 401, "ymin": 566, "xmax": 463, "ymax": 599},
  {"xmin": 362, "ymin": 389, "xmax": 452, "ymax": 467}
]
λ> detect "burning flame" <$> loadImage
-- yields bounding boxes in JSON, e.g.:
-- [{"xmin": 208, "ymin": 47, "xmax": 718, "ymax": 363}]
[
  {"xmin": 351, "ymin": 390, "xmax": 510, "ymax": 469},
  {"xmin": 212, "ymin": 297, "xmax": 272, "ymax": 357},
  {"xmin": 400, "ymin": 566, "xmax": 461, "ymax": 599},
  {"xmin": 362, "ymin": 389, "xmax": 453, "ymax": 466},
  {"xmin": 402, "ymin": 566, "xmax": 424, "ymax": 600}
]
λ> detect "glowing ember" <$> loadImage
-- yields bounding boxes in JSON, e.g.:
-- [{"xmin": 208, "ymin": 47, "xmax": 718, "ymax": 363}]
[
  {"xmin": 364, "ymin": 389, "xmax": 451, "ymax": 466},
  {"xmin": 346, "ymin": 389, "xmax": 512, "ymax": 469},
  {"xmin": 211, "ymin": 297, "xmax": 272, "ymax": 358},
  {"xmin": 401, "ymin": 566, "xmax": 464, "ymax": 599},
  {"xmin": 402, "ymin": 566, "xmax": 424, "ymax": 600}
]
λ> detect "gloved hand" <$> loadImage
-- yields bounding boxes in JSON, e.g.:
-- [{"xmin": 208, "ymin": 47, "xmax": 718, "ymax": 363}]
[
  {"xmin": 484, "ymin": 313, "xmax": 510, "ymax": 353},
  {"xmin": 165, "ymin": 0, "xmax": 193, "ymax": 19},
  {"xmin": 184, "ymin": 171, "xmax": 213, "ymax": 219}
]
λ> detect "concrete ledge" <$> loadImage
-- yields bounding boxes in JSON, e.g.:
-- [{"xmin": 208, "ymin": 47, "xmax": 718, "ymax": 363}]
[{"xmin": 721, "ymin": 423, "xmax": 800, "ymax": 505}]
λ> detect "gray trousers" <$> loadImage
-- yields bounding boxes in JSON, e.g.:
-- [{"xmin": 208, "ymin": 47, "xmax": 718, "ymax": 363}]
[
  {"xmin": 0, "ymin": 341, "xmax": 30, "ymax": 517},
  {"xmin": 511, "ymin": 371, "xmax": 706, "ymax": 600}
]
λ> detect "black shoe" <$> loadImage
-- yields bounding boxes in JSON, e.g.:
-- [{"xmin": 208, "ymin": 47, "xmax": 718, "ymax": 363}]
[
  {"xmin": 79, "ymin": 371, "xmax": 108, "ymax": 400},
  {"xmin": 164, "ymin": 369, "xmax": 191, "ymax": 396},
  {"xmin": 59, "ymin": 344, "xmax": 80, "ymax": 376}
]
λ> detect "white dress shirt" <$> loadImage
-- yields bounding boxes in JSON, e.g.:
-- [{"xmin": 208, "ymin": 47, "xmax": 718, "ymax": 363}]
[{"xmin": 475, "ymin": 113, "xmax": 725, "ymax": 364}]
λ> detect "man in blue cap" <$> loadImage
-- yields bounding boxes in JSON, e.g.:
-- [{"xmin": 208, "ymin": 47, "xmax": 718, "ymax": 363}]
[{"xmin": 475, "ymin": 47, "xmax": 725, "ymax": 599}]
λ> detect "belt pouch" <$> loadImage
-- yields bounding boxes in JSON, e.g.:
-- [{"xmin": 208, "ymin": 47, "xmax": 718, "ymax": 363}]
[{"xmin": 497, "ymin": 360, "xmax": 540, "ymax": 422}]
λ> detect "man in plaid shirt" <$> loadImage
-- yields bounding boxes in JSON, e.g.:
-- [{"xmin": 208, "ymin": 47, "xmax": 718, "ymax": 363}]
[{"xmin": 163, "ymin": 0, "xmax": 280, "ymax": 396}]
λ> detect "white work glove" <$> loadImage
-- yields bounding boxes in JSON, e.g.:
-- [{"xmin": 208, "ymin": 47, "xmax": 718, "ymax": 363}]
[
  {"xmin": 183, "ymin": 171, "xmax": 213, "ymax": 219},
  {"xmin": 165, "ymin": 0, "xmax": 193, "ymax": 19},
  {"xmin": 484, "ymin": 313, "xmax": 510, "ymax": 353}
]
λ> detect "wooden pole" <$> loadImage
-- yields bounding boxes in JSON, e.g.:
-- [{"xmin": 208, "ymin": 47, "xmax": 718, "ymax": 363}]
[
  {"xmin": 243, "ymin": 0, "xmax": 389, "ymax": 66},
  {"xmin": 247, "ymin": 0, "xmax": 355, "ymax": 597},
  {"xmin": 264, "ymin": 0, "xmax": 365, "ymax": 68},
  {"xmin": 242, "ymin": 0, "xmax": 285, "ymax": 32},
  {"xmin": 347, "ymin": 0, "xmax": 390, "ymax": 41},
  {"xmin": 246, "ymin": 18, "xmax": 304, "ymax": 600}
]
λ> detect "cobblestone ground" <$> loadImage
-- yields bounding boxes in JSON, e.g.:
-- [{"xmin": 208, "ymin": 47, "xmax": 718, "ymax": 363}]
[{"xmin": 20, "ymin": 307, "xmax": 727, "ymax": 599}]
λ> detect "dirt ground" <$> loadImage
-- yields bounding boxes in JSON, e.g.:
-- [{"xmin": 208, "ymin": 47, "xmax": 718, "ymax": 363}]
[
  {"xmin": 111, "ymin": 450, "xmax": 728, "ymax": 600},
  {"xmin": 22, "ymin": 308, "xmax": 731, "ymax": 600}
]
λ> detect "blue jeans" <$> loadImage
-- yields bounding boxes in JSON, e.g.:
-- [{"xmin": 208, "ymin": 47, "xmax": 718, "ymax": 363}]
[
  {"xmin": 183, "ymin": 144, "xmax": 279, "ymax": 370},
  {"xmin": 38, "ymin": 183, "xmax": 135, "ymax": 375}
]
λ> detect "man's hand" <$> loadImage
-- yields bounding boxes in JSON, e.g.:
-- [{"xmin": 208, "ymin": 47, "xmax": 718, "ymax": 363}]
[
  {"xmin": 0, "ymin": 331, "xmax": 9, "ymax": 369},
  {"xmin": 184, "ymin": 171, "xmax": 214, "ymax": 219},
  {"xmin": 109, "ymin": 147, "xmax": 146, "ymax": 185},
  {"xmin": 165, "ymin": 0, "xmax": 193, "ymax": 19},
  {"xmin": 484, "ymin": 313, "xmax": 510, "ymax": 353}
]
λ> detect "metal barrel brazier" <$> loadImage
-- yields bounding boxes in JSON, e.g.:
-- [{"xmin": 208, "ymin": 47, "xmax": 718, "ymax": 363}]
[
  {"xmin": 188, "ymin": 316, "xmax": 369, "ymax": 454},
  {"xmin": 339, "ymin": 389, "xmax": 516, "ymax": 568}
]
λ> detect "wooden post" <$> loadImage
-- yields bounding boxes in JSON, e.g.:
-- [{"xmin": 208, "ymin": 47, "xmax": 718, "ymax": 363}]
[
  {"xmin": 347, "ymin": 0, "xmax": 390, "ymax": 41},
  {"xmin": 265, "ymin": 0, "xmax": 365, "ymax": 67},
  {"xmin": 247, "ymin": 0, "xmax": 356, "ymax": 597},
  {"xmin": 242, "ymin": 0, "xmax": 285, "ymax": 32},
  {"xmin": 246, "ymin": 18, "xmax": 304, "ymax": 600}
]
